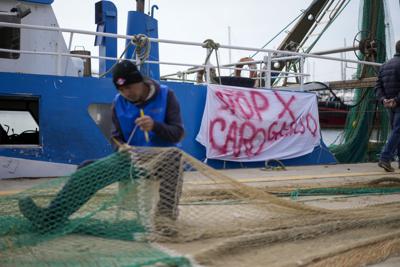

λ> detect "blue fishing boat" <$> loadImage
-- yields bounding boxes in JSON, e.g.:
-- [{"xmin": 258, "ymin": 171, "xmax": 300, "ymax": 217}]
[{"xmin": 2, "ymin": 0, "xmax": 389, "ymax": 179}]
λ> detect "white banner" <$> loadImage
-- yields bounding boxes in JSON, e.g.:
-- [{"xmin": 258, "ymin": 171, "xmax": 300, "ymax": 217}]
[{"xmin": 196, "ymin": 84, "xmax": 321, "ymax": 162}]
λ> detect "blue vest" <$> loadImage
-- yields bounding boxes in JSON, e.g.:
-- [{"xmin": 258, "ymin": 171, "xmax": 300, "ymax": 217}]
[{"xmin": 114, "ymin": 85, "xmax": 175, "ymax": 147}]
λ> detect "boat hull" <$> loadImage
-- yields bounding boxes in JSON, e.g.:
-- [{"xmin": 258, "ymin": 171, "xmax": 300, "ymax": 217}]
[
  {"xmin": 0, "ymin": 156, "xmax": 76, "ymax": 179},
  {"xmin": 318, "ymin": 101, "xmax": 348, "ymax": 128},
  {"xmin": 0, "ymin": 73, "xmax": 337, "ymax": 179}
]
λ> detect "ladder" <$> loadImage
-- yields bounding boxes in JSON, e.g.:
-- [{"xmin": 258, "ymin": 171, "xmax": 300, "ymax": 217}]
[
  {"xmin": 300, "ymin": 0, "xmax": 350, "ymax": 53},
  {"xmin": 272, "ymin": 0, "xmax": 350, "ymax": 85}
]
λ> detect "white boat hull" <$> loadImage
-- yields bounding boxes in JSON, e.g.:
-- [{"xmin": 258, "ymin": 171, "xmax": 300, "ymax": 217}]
[{"xmin": 0, "ymin": 156, "xmax": 77, "ymax": 179}]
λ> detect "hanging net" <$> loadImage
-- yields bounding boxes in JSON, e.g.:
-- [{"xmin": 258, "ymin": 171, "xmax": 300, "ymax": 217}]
[{"xmin": 330, "ymin": 0, "xmax": 390, "ymax": 163}]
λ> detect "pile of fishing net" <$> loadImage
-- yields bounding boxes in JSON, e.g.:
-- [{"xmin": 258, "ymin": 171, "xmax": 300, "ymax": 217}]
[
  {"xmin": 330, "ymin": 0, "xmax": 390, "ymax": 163},
  {"xmin": 1, "ymin": 146, "xmax": 400, "ymax": 266}
]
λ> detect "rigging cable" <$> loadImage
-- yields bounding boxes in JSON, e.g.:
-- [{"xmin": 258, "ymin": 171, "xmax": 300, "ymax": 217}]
[
  {"xmin": 99, "ymin": 34, "xmax": 151, "ymax": 78},
  {"xmin": 251, "ymin": 11, "xmax": 304, "ymax": 58},
  {"xmin": 305, "ymin": 81, "xmax": 371, "ymax": 109},
  {"xmin": 271, "ymin": 0, "xmax": 351, "ymax": 86},
  {"xmin": 202, "ymin": 39, "xmax": 222, "ymax": 84}
]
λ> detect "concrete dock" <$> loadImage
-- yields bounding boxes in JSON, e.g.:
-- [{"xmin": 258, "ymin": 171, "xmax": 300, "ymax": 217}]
[{"xmin": 1, "ymin": 162, "xmax": 400, "ymax": 266}]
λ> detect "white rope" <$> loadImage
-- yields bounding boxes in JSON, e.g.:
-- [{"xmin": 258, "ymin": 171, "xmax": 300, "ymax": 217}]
[
  {"xmin": 98, "ymin": 34, "xmax": 151, "ymax": 77},
  {"xmin": 131, "ymin": 34, "xmax": 152, "ymax": 65}
]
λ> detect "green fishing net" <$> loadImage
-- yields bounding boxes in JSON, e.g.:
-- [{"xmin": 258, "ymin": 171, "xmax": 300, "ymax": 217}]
[{"xmin": 330, "ymin": 0, "xmax": 389, "ymax": 163}]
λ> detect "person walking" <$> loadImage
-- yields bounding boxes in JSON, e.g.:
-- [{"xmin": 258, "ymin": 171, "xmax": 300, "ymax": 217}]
[{"xmin": 376, "ymin": 40, "xmax": 400, "ymax": 172}]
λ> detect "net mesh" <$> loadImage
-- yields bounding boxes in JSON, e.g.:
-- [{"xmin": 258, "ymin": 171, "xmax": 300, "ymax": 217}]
[
  {"xmin": 1, "ymin": 147, "xmax": 400, "ymax": 266},
  {"xmin": 330, "ymin": 0, "xmax": 390, "ymax": 163},
  {"xmin": 0, "ymin": 2, "xmax": 398, "ymax": 265}
]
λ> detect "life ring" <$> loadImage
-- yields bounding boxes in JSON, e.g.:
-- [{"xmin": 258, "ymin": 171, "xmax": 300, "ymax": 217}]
[{"xmin": 234, "ymin": 57, "xmax": 257, "ymax": 78}]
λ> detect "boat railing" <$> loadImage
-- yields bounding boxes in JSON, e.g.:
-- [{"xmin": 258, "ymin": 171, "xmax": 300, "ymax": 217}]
[{"xmin": 0, "ymin": 21, "xmax": 382, "ymax": 90}]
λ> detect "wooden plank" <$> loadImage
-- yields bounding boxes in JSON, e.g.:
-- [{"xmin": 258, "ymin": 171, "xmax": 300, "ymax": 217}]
[{"xmin": 328, "ymin": 77, "xmax": 377, "ymax": 89}]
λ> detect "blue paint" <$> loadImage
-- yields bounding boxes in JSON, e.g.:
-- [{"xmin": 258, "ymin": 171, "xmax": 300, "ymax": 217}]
[
  {"xmin": 95, "ymin": 1, "xmax": 118, "ymax": 77},
  {"xmin": 21, "ymin": 0, "xmax": 53, "ymax": 4},
  {"xmin": 162, "ymin": 81, "xmax": 208, "ymax": 161},
  {"xmin": 0, "ymin": 72, "xmax": 115, "ymax": 164},
  {"xmin": 0, "ymin": 73, "xmax": 336, "ymax": 167},
  {"xmin": 125, "ymin": 11, "xmax": 160, "ymax": 80}
]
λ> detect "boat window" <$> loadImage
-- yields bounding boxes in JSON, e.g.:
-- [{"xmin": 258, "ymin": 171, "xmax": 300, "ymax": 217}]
[
  {"xmin": 88, "ymin": 103, "xmax": 112, "ymax": 141},
  {"xmin": 0, "ymin": 97, "xmax": 39, "ymax": 145},
  {"xmin": 0, "ymin": 14, "xmax": 21, "ymax": 59}
]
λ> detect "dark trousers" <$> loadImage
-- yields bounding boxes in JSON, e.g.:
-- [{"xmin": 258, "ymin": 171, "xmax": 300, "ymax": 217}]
[
  {"xmin": 380, "ymin": 110, "xmax": 400, "ymax": 162},
  {"xmin": 155, "ymin": 149, "xmax": 183, "ymax": 220}
]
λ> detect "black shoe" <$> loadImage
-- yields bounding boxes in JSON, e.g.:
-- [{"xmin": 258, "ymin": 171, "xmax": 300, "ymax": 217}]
[
  {"xmin": 378, "ymin": 160, "xmax": 395, "ymax": 172},
  {"xmin": 155, "ymin": 224, "xmax": 178, "ymax": 237},
  {"xmin": 154, "ymin": 215, "xmax": 178, "ymax": 237}
]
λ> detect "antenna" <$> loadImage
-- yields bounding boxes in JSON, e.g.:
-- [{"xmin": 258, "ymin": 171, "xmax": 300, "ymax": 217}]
[{"xmin": 136, "ymin": 0, "xmax": 145, "ymax": 13}]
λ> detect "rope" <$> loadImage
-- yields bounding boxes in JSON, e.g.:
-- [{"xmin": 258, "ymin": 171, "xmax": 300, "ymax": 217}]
[
  {"xmin": 99, "ymin": 34, "xmax": 151, "ymax": 78},
  {"xmin": 98, "ymin": 34, "xmax": 151, "ymax": 78},
  {"xmin": 214, "ymin": 50, "xmax": 222, "ymax": 84},
  {"xmin": 279, "ymin": 186, "xmax": 400, "ymax": 199},
  {"xmin": 368, "ymin": 177, "xmax": 400, "ymax": 185},
  {"xmin": 202, "ymin": 39, "xmax": 220, "ymax": 51},
  {"xmin": 251, "ymin": 11, "xmax": 304, "ymax": 58},
  {"xmin": 131, "ymin": 34, "xmax": 151, "ymax": 65},
  {"xmin": 202, "ymin": 39, "xmax": 222, "ymax": 84},
  {"xmin": 98, "ymin": 41, "xmax": 134, "ymax": 78},
  {"xmin": 302, "ymin": 0, "xmax": 351, "ymax": 54},
  {"xmin": 272, "ymin": 1, "xmax": 351, "ymax": 86},
  {"xmin": 305, "ymin": 81, "xmax": 372, "ymax": 109},
  {"xmin": 263, "ymin": 159, "xmax": 287, "ymax": 171}
]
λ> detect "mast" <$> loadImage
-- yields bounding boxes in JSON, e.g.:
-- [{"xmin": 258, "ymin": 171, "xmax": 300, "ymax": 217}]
[{"xmin": 136, "ymin": 0, "xmax": 145, "ymax": 13}]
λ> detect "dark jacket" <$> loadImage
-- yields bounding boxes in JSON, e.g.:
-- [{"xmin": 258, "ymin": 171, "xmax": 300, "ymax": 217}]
[
  {"xmin": 375, "ymin": 54, "xmax": 400, "ymax": 110},
  {"xmin": 111, "ymin": 79, "xmax": 184, "ymax": 150}
]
